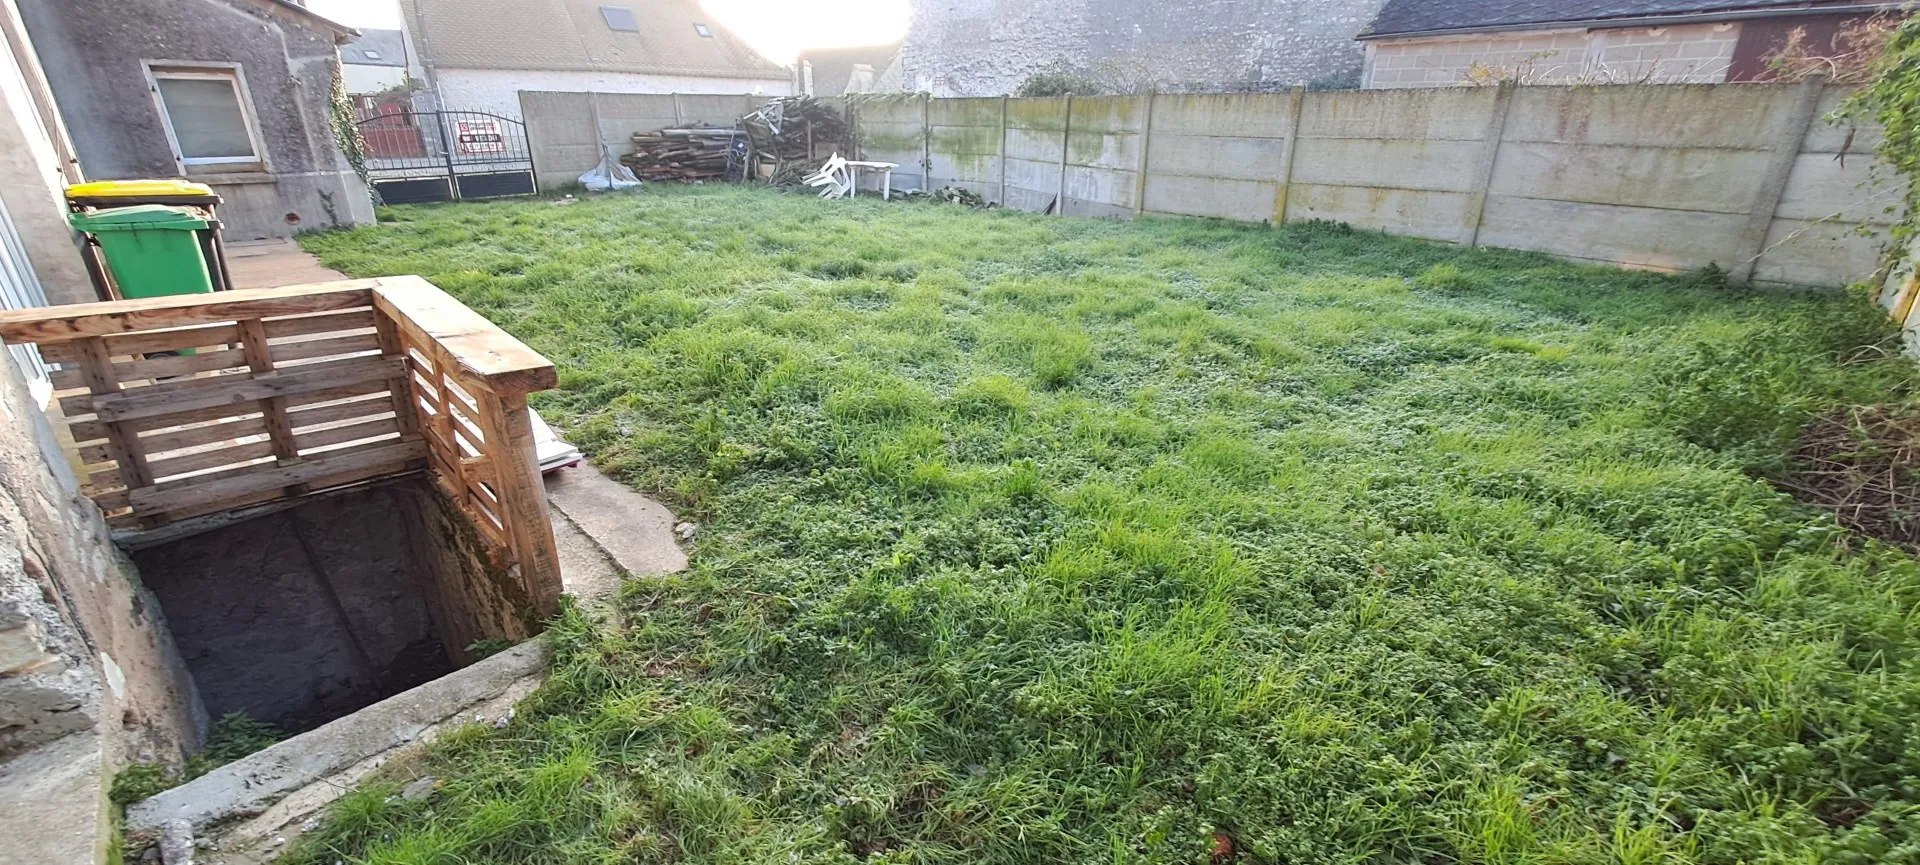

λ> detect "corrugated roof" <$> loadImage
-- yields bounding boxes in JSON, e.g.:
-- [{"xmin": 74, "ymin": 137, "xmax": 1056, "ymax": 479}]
[
  {"xmin": 342, "ymin": 28, "xmax": 408, "ymax": 66},
  {"xmin": 405, "ymin": 0, "xmax": 786, "ymax": 79},
  {"xmin": 1364, "ymin": 0, "xmax": 1893, "ymax": 38}
]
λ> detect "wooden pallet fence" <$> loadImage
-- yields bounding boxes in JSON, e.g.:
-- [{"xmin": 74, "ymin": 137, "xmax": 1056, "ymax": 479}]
[{"xmin": 0, "ymin": 276, "xmax": 563, "ymax": 617}]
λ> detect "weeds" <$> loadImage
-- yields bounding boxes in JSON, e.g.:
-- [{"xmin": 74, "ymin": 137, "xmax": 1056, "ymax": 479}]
[{"xmin": 291, "ymin": 187, "xmax": 1920, "ymax": 864}]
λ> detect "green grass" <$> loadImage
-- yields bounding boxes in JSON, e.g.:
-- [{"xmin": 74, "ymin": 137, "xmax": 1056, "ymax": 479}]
[{"xmin": 292, "ymin": 186, "xmax": 1920, "ymax": 864}]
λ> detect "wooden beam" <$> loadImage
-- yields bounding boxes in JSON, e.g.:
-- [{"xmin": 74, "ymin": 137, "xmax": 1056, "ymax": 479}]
[
  {"xmin": 73, "ymin": 337, "xmax": 153, "ymax": 489},
  {"xmin": 0, "ymin": 281, "xmax": 377, "ymax": 344},
  {"xmin": 476, "ymin": 391, "xmax": 563, "ymax": 618},
  {"xmin": 370, "ymin": 276, "xmax": 555, "ymax": 395},
  {"xmin": 127, "ymin": 439, "xmax": 427, "ymax": 516},
  {"xmin": 89, "ymin": 357, "xmax": 405, "ymax": 424}
]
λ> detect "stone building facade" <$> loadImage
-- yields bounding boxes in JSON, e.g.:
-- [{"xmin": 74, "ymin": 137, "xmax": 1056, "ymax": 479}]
[{"xmin": 896, "ymin": 0, "xmax": 1391, "ymax": 96}]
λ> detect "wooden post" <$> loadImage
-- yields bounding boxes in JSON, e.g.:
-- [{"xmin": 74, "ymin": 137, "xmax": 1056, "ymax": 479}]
[
  {"xmin": 74, "ymin": 336, "xmax": 152, "ymax": 494},
  {"xmin": 1057, "ymin": 94, "xmax": 1074, "ymax": 216},
  {"xmin": 236, "ymin": 317, "xmax": 305, "ymax": 496},
  {"xmin": 1134, "ymin": 91, "xmax": 1156, "ymax": 219},
  {"xmin": 998, "ymin": 95, "xmax": 1009, "ymax": 206},
  {"xmin": 1730, "ymin": 73, "xmax": 1828, "ymax": 283},
  {"xmin": 478, "ymin": 391, "xmax": 563, "ymax": 618},
  {"xmin": 1463, "ymin": 81, "xmax": 1516, "ymax": 247},
  {"xmin": 1273, "ymin": 86, "xmax": 1307, "ymax": 225}
]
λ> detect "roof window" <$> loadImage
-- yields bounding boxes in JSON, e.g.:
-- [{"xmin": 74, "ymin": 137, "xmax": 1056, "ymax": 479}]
[
  {"xmin": 600, "ymin": 5, "xmax": 639, "ymax": 31},
  {"xmin": 694, "ymin": 23, "xmax": 712, "ymax": 38}
]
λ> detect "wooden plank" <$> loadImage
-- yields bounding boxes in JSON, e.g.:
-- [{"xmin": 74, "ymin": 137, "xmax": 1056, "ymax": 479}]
[
  {"xmin": 296, "ymin": 416, "xmax": 400, "ymax": 452},
  {"xmin": 50, "ymin": 367, "xmax": 84, "ymax": 390},
  {"xmin": 103, "ymin": 323, "xmax": 240, "ymax": 357},
  {"xmin": 127, "ymin": 439, "xmax": 426, "ymax": 516},
  {"xmin": 113, "ymin": 347, "xmax": 248, "ymax": 382},
  {"xmin": 270, "ymin": 332, "xmax": 382, "ymax": 364},
  {"xmin": 0, "ymin": 281, "xmax": 377, "ymax": 344},
  {"xmin": 262, "ymin": 309, "xmax": 375, "ymax": 340},
  {"xmin": 58, "ymin": 392, "xmax": 94, "ymax": 416},
  {"xmin": 88, "ymin": 467, "xmax": 124, "ymax": 492},
  {"xmin": 371, "ymin": 276, "xmax": 556, "ymax": 395},
  {"xmin": 287, "ymin": 395, "xmax": 393, "ymax": 430},
  {"xmin": 147, "ymin": 441, "xmax": 277, "ymax": 481},
  {"xmin": 73, "ymin": 373, "xmax": 390, "ymax": 440},
  {"xmin": 73, "ymin": 337, "xmax": 153, "ymax": 489},
  {"xmin": 138, "ymin": 416, "xmax": 268, "ymax": 454},
  {"xmin": 90, "ymin": 357, "xmax": 405, "ymax": 423},
  {"xmin": 148, "ymin": 462, "xmax": 424, "ymax": 526}
]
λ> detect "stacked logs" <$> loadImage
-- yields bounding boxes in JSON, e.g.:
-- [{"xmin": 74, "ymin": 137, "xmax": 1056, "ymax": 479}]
[
  {"xmin": 741, "ymin": 96, "xmax": 850, "ymax": 184},
  {"xmin": 621, "ymin": 127, "xmax": 741, "ymax": 182}
]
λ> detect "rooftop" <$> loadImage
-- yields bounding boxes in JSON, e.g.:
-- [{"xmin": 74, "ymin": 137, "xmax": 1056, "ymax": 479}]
[
  {"xmin": 402, "ymin": 0, "xmax": 786, "ymax": 79},
  {"xmin": 1363, "ymin": 0, "xmax": 1900, "ymax": 39}
]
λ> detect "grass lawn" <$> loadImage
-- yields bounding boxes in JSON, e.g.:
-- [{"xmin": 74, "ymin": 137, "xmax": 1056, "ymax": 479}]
[{"xmin": 293, "ymin": 187, "xmax": 1920, "ymax": 864}]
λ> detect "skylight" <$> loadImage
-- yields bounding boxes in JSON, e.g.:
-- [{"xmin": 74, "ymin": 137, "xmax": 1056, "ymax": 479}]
[
  {"xmin": 693, "ymin": 23, "xmax": 712, "ymax": 38},
  {"xmin": 600, "ymin": 5, "xmax": 639, "ymax": 31}
]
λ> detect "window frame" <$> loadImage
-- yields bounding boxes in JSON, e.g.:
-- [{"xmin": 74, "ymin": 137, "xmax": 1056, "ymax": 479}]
[{"xmin": 143, "ymin": 61, "xmax": 270, "ymax": 173}]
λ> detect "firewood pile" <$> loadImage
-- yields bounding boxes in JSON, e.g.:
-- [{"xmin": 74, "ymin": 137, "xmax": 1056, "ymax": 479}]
[
  {"xmin": 621, "ymin": 127, "xmax": 742, "ymax": 182},
  {"xmin": 741, "ymin": 96, "xmax": 850, "ymax": 184}
]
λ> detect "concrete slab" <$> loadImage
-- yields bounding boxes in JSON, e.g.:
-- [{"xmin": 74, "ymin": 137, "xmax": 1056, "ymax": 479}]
[
  {"xmin": 128, "ymin": 640, "xmax": 549, "ymax": 835},
  {"xmin": 224, "ymin": 240, "xmax": 346, "ymax": 290},
  {"xmin": 553, "ymin": 507, "xmax": 624, "ymax": 604},
  {"xmin": 544, "ymin": 465, "xmax": 688, "ymax": 578}
]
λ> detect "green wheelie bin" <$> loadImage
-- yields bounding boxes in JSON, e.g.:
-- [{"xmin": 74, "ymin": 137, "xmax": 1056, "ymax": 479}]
[{"xmin": 67, "ymin": 205, "xmax": 216, "ymax": 299}]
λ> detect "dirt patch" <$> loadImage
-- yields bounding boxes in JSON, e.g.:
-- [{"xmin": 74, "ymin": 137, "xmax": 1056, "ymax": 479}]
[{"xmin": 1779, "ymin": 405, "xmax": 1920, "ymax": 554}]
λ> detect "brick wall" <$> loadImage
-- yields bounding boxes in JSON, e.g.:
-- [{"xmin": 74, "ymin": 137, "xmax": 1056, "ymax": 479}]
[{"xmin": 1364, "ymin": 22, "xmax": 1740, "ymax": 88}]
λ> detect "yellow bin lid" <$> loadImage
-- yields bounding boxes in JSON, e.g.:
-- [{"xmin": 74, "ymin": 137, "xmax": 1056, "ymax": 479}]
[{"xmin": 66, "ymin": 179, "xmax": 217, "ymax": 200}]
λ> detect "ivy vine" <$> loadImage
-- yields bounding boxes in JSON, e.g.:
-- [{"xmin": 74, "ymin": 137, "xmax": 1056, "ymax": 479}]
[
  {"xmin": 1838, "ymin": 12, "xmax": 1920, "ymax": 253},
  {"xmin": 326, "ymin": 61, "xmax": 373, "ymax": 203}
]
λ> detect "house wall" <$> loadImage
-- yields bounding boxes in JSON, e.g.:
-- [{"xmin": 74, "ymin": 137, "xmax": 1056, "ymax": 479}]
[
  {"xmin": 828, "ymin": 82, "xmax": 1899, "ymax": 288},
  {"xmin": 0, "ymin": 350, "xmax": 205, "ymax": 862},
  {"xmin": 898, "ymin": 0, "xmax": 1390, "ymax": 96},
  {"xmin": 1362, "ymin": 22, "xmax": 1741, "ymax": 88},
  {"xmin": 17, "ymin": 0, "xmax": 374, "ymax": 241},
  {"xmin": 436, "ymin": 67, "xmax": 789, "ymax": 120}
]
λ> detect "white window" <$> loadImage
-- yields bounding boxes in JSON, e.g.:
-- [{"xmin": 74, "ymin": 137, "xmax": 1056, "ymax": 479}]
[
  {"xmin": 146, "ymin": 64, "xmax": 266, "ymax": 170},
  {"xmin": 693, "ymin": 23, "xmax": 712, "ymax": 38}
]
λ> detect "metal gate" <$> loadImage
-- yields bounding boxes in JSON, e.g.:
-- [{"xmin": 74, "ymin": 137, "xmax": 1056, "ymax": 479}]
[{"xmin": 355, "ymin": 109, "xmax": 537, "ymax": 204}]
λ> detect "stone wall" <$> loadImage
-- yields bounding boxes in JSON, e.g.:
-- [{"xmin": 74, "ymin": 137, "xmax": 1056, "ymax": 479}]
[
  {"xmin": 0, "ymin": 353, "xmax": 204, "ymax": 863},
  {"xmin": 897, "ymin": 0, "xmax": 1390, "ymax": 96},
  {"xmin": 1363, "ymin": 22, "xmax": 1741, "ymax": 88},
  {"xmin": 824, "ymin": 80, "xmax": 1900, "ymax": 288}
]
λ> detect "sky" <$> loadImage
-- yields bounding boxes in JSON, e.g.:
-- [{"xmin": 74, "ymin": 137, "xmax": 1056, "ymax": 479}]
[{"xmin": 303, "ymin": 0, "xmax": 910, "ymax": 64}]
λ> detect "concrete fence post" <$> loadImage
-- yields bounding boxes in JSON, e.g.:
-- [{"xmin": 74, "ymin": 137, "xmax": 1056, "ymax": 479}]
[
  {"xmin": 1464, "ymin": 81, "xmax": 1516, "ymax": 247},
  {"xmin": 998, "ymin": 95, "xmax": 1009, "ymax": 205},
  {"xmin": 1134, "ymin": 91, "xmax": 1156, "ymax": 219},
  {"xmin": 586, "ymin": 91, "xmax": 605, "ymax": 157},
  {"xmin": 921, "ymin": 92, "xmax": 932, "ymax": 191},
  {"xmin": 1729, "ymin": 74, "xmax": 1828, "ymax": 283},
  {"xmin": 1273, "ymin": 86, "xmax": 1307, "ymax": 225},
  {"xmin": 670, "ymin": 93, "xmax": 684, "ymax": 127},
  {"xmin": 1057, "ymin": 94, "xmax": 1074, "ymax": 216}
]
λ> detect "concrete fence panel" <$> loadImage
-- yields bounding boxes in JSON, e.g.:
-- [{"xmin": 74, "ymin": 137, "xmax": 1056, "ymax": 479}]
[
  {"xmin": 1003, "ymin": 97, "xmax": 1071, "ymax": 213},
  {"xmin": 520, "ymin": 91, "xmax": 600, "ymax": 191},
  {"xmin": 854, "ymin": 96, "xmax": 929, "ymax": 192},
  {"xmin": 927, "ymin": 97, "xmax": 1005, "ymax": 201},
  {"xmin": 1143, "ymin": 93, "xmax": 1295, "ymax": 222}
]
